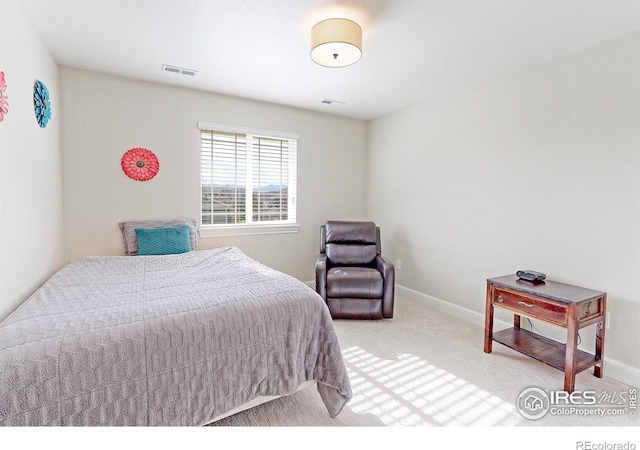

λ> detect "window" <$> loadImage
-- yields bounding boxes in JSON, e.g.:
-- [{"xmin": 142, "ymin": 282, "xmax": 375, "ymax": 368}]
[{"xmin": 199, "ymin": 121, "xmax": 299, "ymax": 236}]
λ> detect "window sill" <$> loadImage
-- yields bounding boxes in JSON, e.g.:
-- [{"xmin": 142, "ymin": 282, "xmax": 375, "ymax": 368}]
[{"xmin": 199, "ymin": 223, "xmax": 300, "ymax": 238}]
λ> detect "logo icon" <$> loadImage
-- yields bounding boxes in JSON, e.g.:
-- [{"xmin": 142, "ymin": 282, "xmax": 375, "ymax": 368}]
[{"xmin": 517, "ymin": 387, "xmax": 550, "ymax": 419}]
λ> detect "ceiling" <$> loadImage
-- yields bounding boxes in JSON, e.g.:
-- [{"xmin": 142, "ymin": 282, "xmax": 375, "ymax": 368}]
[{"xmin": 18, "ymin": 0, "xmax": 640, "ymax": 121}]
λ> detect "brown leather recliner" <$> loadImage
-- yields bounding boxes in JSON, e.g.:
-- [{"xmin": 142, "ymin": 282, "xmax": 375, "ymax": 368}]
[{"xmin": 315, "ymin": 220, "xmax": 395, "ymax": 319}]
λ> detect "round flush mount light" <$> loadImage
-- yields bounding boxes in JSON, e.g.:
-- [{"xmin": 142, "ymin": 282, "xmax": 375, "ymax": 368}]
[{"xmin": 311, "ymin": 18, "xmax": 362, "ymax": 68}]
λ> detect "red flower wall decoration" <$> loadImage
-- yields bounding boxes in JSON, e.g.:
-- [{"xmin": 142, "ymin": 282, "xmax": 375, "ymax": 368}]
[{"xmin": 121, "ymin": 147, "xmax": 159, "ymax": 181}]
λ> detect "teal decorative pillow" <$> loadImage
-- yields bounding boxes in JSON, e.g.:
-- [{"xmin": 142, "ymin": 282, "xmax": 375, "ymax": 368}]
[
  {"xmin": 135, "ymin": 226, "xmax": 192, "ymax": 255},
  {"xmin": 119, "ymin": 218, "xmax": 198, "ymax": 255}
]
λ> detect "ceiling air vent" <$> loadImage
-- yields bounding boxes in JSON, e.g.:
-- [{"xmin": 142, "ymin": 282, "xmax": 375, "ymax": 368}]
[{"xmin": 162, "ymin": 64, "xmax": 198, "ymax": 76}]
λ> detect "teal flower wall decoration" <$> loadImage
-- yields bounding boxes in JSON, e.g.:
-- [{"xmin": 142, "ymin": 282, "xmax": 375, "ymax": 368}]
[{"xmin": 33, "ymin": 79, "xmax": 52, "ymax": 128}]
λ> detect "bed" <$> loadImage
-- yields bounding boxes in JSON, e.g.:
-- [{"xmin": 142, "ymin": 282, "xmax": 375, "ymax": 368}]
[{"xmin": 0, "ymin": 245, "xmax": 352, "ymax": 426}]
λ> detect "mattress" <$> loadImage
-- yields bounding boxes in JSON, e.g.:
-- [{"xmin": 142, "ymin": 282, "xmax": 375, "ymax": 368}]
[{"xmin": 0, "ymin": 246, "xmax": 352, "ymax": 425}]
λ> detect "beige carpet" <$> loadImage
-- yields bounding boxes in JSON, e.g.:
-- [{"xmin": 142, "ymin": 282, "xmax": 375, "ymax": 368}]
[{"xmin": 210, "ymin": 296, "xmax": 637, "ymax": 429}]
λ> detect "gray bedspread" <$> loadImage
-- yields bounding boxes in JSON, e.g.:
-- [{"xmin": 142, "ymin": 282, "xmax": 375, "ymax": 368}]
[{"xmin": 0, "ymin": 247, "xmax": 352, "ymax": 425}]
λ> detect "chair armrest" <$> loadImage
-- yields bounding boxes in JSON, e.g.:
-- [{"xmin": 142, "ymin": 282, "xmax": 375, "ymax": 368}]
[
  {"xmin": 376, "ymin": 255, "xmax": 395, "ymax": 318},
  {"xmin": 375, "ymin": 255, "xmax": 395, "ymax": 280},
  {"xmin": 315, "ymin": 254, "xmax": 328, "ymax": 300}
]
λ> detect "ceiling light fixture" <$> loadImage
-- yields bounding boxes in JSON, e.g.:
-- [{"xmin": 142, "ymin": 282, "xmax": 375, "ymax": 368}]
[{"xmin": 311, "ymin": 18, "xmax": 362, "ymax": 68}]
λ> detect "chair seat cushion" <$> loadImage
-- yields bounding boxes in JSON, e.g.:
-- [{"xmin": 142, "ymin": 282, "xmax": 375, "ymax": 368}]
[{"xmin": 326, "ymin": 267, "xmax": 384, "ymax": 298}]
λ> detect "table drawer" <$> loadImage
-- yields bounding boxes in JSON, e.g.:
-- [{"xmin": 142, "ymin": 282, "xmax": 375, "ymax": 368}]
[
  {"xmin": 578, "ymin": 297, "xmax": 605, "ymax": 323},
  {"xmin": 493, "ymin": 288, "xmax": 568, "ymax": 325}
]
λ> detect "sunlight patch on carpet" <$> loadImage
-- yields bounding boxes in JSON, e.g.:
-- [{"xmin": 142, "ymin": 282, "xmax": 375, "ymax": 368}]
[{"xmin": 342, "ymin": 346, "xmax": 522, "ymax": 426}]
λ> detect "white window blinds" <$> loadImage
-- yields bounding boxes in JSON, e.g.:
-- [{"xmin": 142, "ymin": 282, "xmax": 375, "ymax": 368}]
[{"xmin": 199, "ymin": 122, "xmax": 298, "ymax": 228}]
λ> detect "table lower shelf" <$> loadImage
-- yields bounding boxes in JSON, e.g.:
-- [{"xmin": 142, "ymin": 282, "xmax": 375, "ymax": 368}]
[{"xmin": 492, "ymin": 328, "xmax": 601, "ymax": 374}]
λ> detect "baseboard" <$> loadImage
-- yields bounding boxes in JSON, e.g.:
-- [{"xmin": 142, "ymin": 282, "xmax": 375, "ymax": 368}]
[
  {"xmin": 396, "ymin": 284, "xmax": 492, "ymax": 329},
  {"xmin": 396, "ymin": 284, "xmax": 640, "ymax": 389}
]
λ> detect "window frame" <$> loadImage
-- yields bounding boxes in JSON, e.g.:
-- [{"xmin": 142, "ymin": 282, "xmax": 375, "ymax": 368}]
[{"xmin": 198, "ymin": 121, "xmax": 300, "ymax": 237}]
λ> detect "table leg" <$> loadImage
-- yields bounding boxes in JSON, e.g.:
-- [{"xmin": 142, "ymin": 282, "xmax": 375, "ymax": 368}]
[
  {"xmin": 484, "ymin": 284, "xmax": 493, "ymax": 353},
  {"xmin": 564, "ymin": 305, "xmax": 579, "ymax": 393},
  {"xmin": 594, "ymin": 296, "xmax": 606, "ymax": 378}
]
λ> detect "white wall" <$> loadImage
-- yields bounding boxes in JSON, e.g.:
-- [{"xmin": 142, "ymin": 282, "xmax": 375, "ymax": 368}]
[
  {"xmin": 60, "ymin": 68, "xmax": 367, "ymax": 281},
  {"xmin": 0, "ymin": 0, "xmax": 64, "ymax": 321},
  {"xmin": 366, "ymin": 33, "xmax": 640, "ymax": 377}
]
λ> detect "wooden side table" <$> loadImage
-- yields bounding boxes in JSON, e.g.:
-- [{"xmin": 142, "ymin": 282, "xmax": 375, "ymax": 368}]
[{"xmin": 484, "ymin": 274, "xmax": 606, "ymax": 392}]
